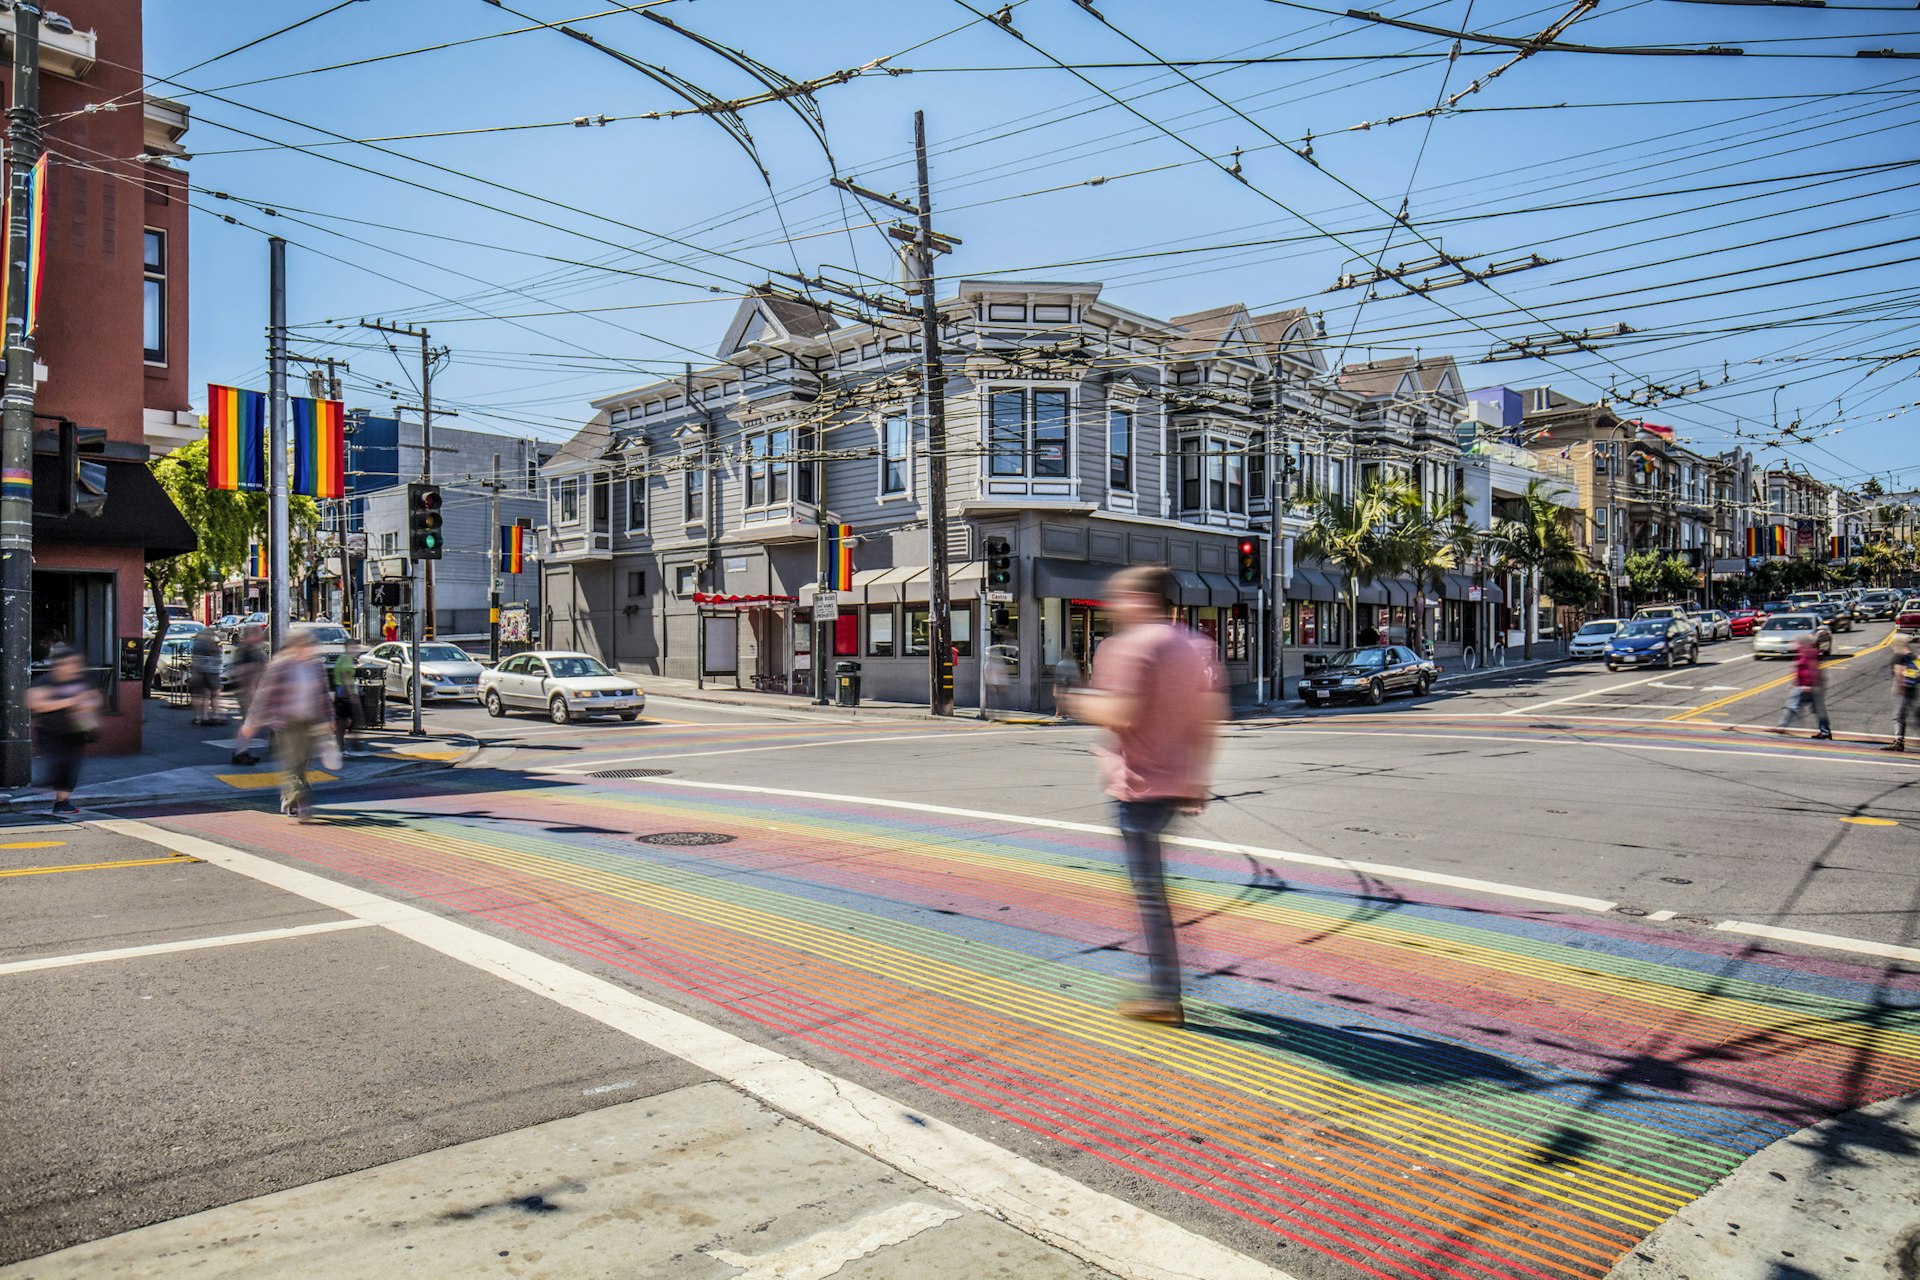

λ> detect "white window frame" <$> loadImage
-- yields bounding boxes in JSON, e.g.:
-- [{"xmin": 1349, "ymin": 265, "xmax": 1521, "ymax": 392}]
[
  {"xmin": 624, "ymin": 477, "xmax": 647, "ymax": 535},
  {"xmin": 143, "ymin": 228, "xmax": 167, "ymax": 365},
  {"xmin": 684, "ymin": 454, "xmax": 707, "ymax": 525},
  {"xmin": 553, "ymin": 476, "xmax": 581, "ymax": 525},
  {"xmin": 1108, "ymin": 408, "xmax": 1133, "ymax": 493},
  {"xmin": 986, "ymin": 386, "xmax": 1073, "ymax": 480},
  {"xmin": 879, "ymin": 412, "xmax": 912, "ymax": 498}
]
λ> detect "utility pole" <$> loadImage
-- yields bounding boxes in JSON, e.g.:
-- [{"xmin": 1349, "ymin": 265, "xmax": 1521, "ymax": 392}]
[
  {"xmin": 268, "ymin": 238, "xmax": 290, "ymax": 649},
  {"xmin": 828, "ymin": 114, "xmax": 961, "ymax": 715},
  {"xmin": 488, "ymin": 453, "xmax": 503, "ymax": 663},
  {"xmin": 0, "ymin": 1, "xmax": 43, "ymax": 791},
  {"xmin": 361, "ymin": 319, "xmax": 443, "ymax": 638}
]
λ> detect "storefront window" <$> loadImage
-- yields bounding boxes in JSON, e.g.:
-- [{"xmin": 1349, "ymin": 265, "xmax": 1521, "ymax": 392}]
[
  {"xmin": 1188, "ymin": 606, "xmax": 1220, "ymax": 648},
  {"xmin": 867, "ymin": 606, "xmax": 895, "ymax": 656},
  {"xmin": 950, "ymin": 607, "xmax": 973, "ymax": 657},
  {"xmin": 904, "ymin": 605, "xmax": 929, "ymax": 656},
  {"xmin": 1224, "ymin": 604, "xmax": 1250, "ymax": 662}
]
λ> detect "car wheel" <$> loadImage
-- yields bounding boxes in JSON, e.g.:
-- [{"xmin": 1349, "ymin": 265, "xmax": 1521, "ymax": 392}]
[
  {"xmin": 1366, "ymin": 679, "xmax": 1385, "ymax": 706},
  {"xmin": 485, "ymin": 690, "xmax": 506, "ymax": 718},
  {"xmin": 1688, "ymin": 645, "xmax": 1699, "ymax": 666},
  {"xmin": 549, "ymin": 695, "xmax": 571, "ymax": 725},
  {"xmin": 1417, "ymin": 674, "xmax": 1433, "ymax": 696},
  {"xmin": 618, "ymin": 712, "xmax": 639, "ymax": 722},
  {"xmin": 1605, "ymin": 662, "xmax": 1617, "ymax": 672},
  {"xmin": 1665, "ymin": 649, "xmax": 1677, "ymax": 669}
]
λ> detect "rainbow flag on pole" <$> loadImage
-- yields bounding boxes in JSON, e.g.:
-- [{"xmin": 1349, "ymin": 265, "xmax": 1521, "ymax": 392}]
[
  {"xmin": 247, "ymin": 543, "xmax": 266, "ymax": 579},
  {"xmin": 291, "ymin": 396, "xmax": 346, "ymax": 499},
  {"xmin": 206, "ymin": 383, "xmax": 267, "ymax": 492},
  {"xmin": 3, "ymin": 153, "xmax": 50, "ymax": 336},
  {"xmin": 500, "ymin": 524, "xmax": 526, "ymax": 575}
]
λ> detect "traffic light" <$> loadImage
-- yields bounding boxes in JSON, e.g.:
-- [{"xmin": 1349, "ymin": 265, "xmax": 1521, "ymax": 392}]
[
  {"xmin": 407, "ymin": 482, "xmax": 444, "ymax": 560},
  {"xmin": 58, "ymin": 420, "xmax": 107, "ymax": 518},
  {"xmin": 985, "ymin": 535, "xmax": 1013, "ymax": 590},
  {"xmin": 1237, "ymin": 537, "xmax": 1261, "ymax": 585}
]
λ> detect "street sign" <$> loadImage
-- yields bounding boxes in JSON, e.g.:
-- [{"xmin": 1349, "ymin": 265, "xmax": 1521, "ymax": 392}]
[
  {"xmin": 345, "ymin": 532, "xmax": 368, "ymax": 555},
  {"xmin": 814, "ymin": 591, "xmax": 839, "ymax": 622},
  {"xmin": 1468, "ymin": 586, "xmax": 1483, "ymax": 602},
  {"xmin": 378, "ymin": 556, "xmax": 409, "ymax": 581},
  {"xmin": 985, "ymin": 590, "xmax": 1013, "ymax": 603}
]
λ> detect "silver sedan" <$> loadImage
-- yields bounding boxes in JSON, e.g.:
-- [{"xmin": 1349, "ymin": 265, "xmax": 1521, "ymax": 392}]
[
  {"xmin": 1752, "ymin": 613, "xmax": 1832, "ymax": 659},
  {"xmin": 367, "ymin": 641, "xmax": 486, "ymax": 701}
]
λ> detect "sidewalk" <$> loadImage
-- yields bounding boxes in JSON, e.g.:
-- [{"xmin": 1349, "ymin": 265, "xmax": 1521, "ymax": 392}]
[{"xmin": 0, "ymin": 694, "xmax": 478, "ymax": 815}]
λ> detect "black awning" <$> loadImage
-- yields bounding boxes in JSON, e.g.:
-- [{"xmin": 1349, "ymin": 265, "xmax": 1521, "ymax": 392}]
[
  {"xmin": 1035, "ymin": 558, "xmax": 1127, "ymax": 602},
  {"xmin": 33, "ymin": 454, "xmax": 197, "ymax": 562}
]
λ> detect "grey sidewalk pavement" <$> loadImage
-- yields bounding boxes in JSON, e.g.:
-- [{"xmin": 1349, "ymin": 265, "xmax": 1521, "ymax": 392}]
[{"xmin": 0, "ymin": 694, "xmax": 479, "ymax": 815}]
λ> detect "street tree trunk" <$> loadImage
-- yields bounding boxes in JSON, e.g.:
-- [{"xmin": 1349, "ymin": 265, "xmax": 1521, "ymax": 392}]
[
  {"xmin": 142, "ymin": 570, "xmax": 170, "ymax": 696},
  {"xmin": 1347, "ymin": 576, "xmax": 1359, "ymax": 648}
]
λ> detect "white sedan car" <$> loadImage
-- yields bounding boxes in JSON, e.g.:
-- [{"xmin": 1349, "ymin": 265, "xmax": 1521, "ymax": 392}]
[
  {"xmin": 1568, "ymin": 618, "xmax": 1624, "ymax": 659},
  {"xmin": 481, "ymin": 651, "xmax": 646, "ymax": 723},
  {"xmin": 367, "ymin": 641, "xmax": 485, "ymax": 702}
]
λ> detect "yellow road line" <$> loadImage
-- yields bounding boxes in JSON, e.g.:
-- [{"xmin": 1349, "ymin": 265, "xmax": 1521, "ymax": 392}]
[
  {"xmin": 1670, "ymin": 630, "xmax": 1893, "ymax": 721},
  {"xmin": 0, "ymin": 852, "xmax": 199, "ymax": 878},
  {"xmin": 215, "ymin": 769, "xmax": 336, "ymax": 790},
  {"xmin": 0, "ymin": 840, "xmax": 66, "ymax": 849},
  {"xmin": 1841, "ymin": 816, "xmax": 1900, "ymax": 827}
]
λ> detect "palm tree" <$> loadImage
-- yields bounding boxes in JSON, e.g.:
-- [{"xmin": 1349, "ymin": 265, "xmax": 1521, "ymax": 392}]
[
  {"xmin": 1393, "ymin": 489, "xmax": 1474, "ymax": 652},
  {"xmin": 1298, "ymin": 475, "xmax": 1415, "ymax": 648},
  {"xmin": 1856, "ymin": 540, "xmax": 1902, "ymax": 586},
  {"xmin": 1481, "ymin": 479, "xmax": 1577, "ymax": 660}
]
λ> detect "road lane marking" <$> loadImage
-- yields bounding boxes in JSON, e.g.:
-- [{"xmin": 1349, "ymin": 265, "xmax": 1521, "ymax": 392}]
[
  {"xmin": 1670, "ymin": 630, "xmax": 1895, "ymax": 722},
  {"xmin": 94, "ymin": 817, "xmax": 1299, "ymax": 1280},
  {"xmin": 0, "ymin": 852, "xmax": 198, "ymax": 878},
  {"xmin": 1549, "ymin": 702, "xmax": 1706, "ymax": 711},
  {"xmin": 1713, "ymin": 921, "xmax": 1920, "ymax": 965},
  {"xmin": 1500, "ymin": 656, "xmax": 1752, "ymax": 714},
  {"xmin": 0, "ymin": 918, "xmax": 372, "ymax": 975},
  {"xmin": 1840, "ymin": 816, "xmax": 1900, "ymax": 826},
  {"xmin": 610, "ymin": 777, "xmax": 1621, "ymax": 913},
  {"xmin": 216, "ymin": 769, "xmax": 337, "ymax": 789},
  {"xmin": 703, "ymin": 1201, "xmax": 962, "ymax": 1279},
  {"xmin": 0, "ymin": 840, "xmax": 65, "ymax": 849},
  {"xmin": 1258, "ymin": 726, "xmax": 1920, "ymax": 768},
  {"xmin": 542, "ymin": 729, "xmax": 1013, "ymax": 773}
]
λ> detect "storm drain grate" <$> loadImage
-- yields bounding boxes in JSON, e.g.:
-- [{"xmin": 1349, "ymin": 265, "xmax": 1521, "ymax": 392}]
[
  {"xmin": 637, "ymin": 831, "xmax": 736, "ymax": 847},
  {"xmin": 591, "ymin": 768, "xmax": 673, "ymax": 780}
]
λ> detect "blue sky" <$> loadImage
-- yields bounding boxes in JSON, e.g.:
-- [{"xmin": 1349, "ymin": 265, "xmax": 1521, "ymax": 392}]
[{"xmin": 143, "ymin": 0, "xmax": 1918, "ymax": 487}]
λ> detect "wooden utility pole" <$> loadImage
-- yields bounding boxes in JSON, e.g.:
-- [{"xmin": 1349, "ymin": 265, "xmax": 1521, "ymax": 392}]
[{"xmin": 0, "ymin": 3, "xmax": 43, "ymax": 789}]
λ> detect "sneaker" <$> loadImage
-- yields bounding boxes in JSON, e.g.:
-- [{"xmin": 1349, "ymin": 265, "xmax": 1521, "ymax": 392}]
[
  {"xmin": 1115, "ymin": 998, "xmax": 1185, "ymax": 1027},
  {"xmin": 1812, "ymin": 730, "xmax": 1833, "ymax": 740},
  {"xmin": 49, "ymin": 801, "xmax": 79, "ymax": 815},
  {"xmin": 1882, "ymin": 743, "xmax": 1905, "ymax": 753}
]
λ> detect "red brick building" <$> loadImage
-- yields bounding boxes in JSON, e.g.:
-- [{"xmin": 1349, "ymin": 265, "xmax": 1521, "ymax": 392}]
[{"xmin": 6, "ymin": 3, "xmax": 196, "ymax": 754}]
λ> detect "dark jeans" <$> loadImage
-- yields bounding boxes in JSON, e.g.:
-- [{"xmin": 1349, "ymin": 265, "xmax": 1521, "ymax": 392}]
[
  {"xmin": 36, "ymin": 732, "xmax": 85, "ymax": 796},
  {"xmin": 1115, "ymin": 799, "xmax": 1182, "ymax": 1003}
]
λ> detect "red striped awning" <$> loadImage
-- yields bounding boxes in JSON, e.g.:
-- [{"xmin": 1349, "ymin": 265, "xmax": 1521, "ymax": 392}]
[{"xmin": 692, "ymin": 593, "xmax": 798, "ymax": 607}]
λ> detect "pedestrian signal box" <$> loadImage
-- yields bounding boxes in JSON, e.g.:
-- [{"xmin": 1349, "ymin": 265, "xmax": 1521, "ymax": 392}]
[{"xmin": 407, "ymin": 483, "xmax": 444, "ymax": 560}]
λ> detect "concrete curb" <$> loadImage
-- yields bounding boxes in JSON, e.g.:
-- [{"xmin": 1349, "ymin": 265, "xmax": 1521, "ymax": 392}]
[{"xmin": 0, "ymin": 734, "xmax": 483, "ymax": 815}]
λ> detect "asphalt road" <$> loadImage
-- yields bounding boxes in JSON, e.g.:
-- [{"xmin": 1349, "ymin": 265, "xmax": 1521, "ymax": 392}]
[{"xmin": 4, "ymin": 633, "xmax": 1917, "ymax": 1280}]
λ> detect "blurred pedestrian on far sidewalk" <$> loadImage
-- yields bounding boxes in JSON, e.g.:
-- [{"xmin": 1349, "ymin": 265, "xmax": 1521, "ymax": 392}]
[
  {"xmin": 1058, "ymin": 566, "xmax": 1224, "ymax": 1028},
  {"xmin": 240, "ymin": 627, "xmax": 335, "ymax": 823},
  {"xmin": 188, "ymin": 626, "xmax": 226, "ymax": 726},
  {"xmin": 29, "ymin": 645, "xmax": 101, "ymax": 816}
]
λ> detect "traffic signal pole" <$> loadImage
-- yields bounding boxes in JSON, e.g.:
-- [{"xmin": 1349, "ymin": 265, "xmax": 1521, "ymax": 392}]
[
  {"xmin": 0, "ymin": 3, "xmax": 43, "ymax": 791},
  {"xmin": 268, "ymin": 239, "xmax": 290, "ymax": 649}
]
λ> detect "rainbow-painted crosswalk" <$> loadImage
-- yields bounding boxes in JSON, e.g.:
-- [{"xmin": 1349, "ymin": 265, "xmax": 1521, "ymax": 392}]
[{"xmin": 147, "ymin": 776, "xmax": 1920, "ymax": 1280}]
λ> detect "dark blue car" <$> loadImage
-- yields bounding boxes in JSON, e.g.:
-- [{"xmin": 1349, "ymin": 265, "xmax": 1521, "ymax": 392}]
[{"xmin": 1604, "ymin": 618, "xmax": 1699, "ymax": 671}]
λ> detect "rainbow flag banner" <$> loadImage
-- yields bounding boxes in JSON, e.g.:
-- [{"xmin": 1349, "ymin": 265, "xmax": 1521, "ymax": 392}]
[
  {"xmin": 500, "ymin": 524, "xmax": 527, "ymax": 575},
  {"xmin": 206, "ymin": 383, "xmax": 267, "ymax": 492},
  {"xmin": 291, "ymin": 396, "xmax": 346, "ymax": 499},
  {"xmin": 247, "ymin": 543, "xmax": 266, "ymax": 579}
]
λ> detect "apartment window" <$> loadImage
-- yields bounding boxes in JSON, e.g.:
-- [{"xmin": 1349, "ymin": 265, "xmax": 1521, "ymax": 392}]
[
  {"xmin": 1179, "ymin": 437, "xmax": 1202, "ymax": 510},
  {"xmin": 553, "ymin": 477, "xmax": 581, "ymax": 524},
  {"xmin": 1595, "ymin": 508, "xmax": 1608, "ymax": 539},
  {"xmin": 867, "ymin": 606, "xmax": 895, "ymax": 656},
  {"xmin": 685, "ymin": 457, "xmax": 706, "ymax": 522},
  {"xmin": 746, "ymin": 428, "xmax": 792, "ymax": 508},
  {"xmin": 881, "ymin": 413, "xmax": 910, "ymax": 495},
  {"xmin": 1246, "ymin": 431, "xmax": 1266, "ymax": 504},
  {"xmin": 675, "ymin": 565, "xmax": 699, "ymax": 595},
  {"xmin": 1329, "ymin": 458, "xmax": 1346, "ymax": 498},
  {"xmin": 143, "ymin": 229, "xmax": 167, "ymax": 363},
  {"xmin": 625, "ymin": 478, "xmax": 647, "ymax": 533},
  {"xmin": 1226, "ymin": 450, "xmax": 1246, "ymax": 515},
  {"xmin": 987, "ymin": 388, "xmax": 1070, "ymax": 478},
  {"xmin": 592, "ymin": 474, "xmax": 610, "ymax": 526},
  {"xmin": 1108, "ymin": 409, "xmax": 1133, "ymax": 491},
  {"xmin": 626, "ymin": 571, "xmax": 646, "ymax": 597},
  {"xmin": 379, "ymin": 531, "xmax": 398, "ymax": 558}
]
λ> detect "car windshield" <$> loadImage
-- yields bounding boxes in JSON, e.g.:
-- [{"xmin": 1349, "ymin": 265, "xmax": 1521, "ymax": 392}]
[
  {"xmin": 1619, "ymin": 620, "xmax": 1666, "ymax": 636},
  {"xmin": 1328, "ymin": 648, "xmax": 1389, "ymax": 668},
  {"xmin": 417, "ymin": 645, "xmax": 470, "ymax": 663},
  {"xmin": 1763, "ymin": 616, "xmax": 1813, "ymax": 631},
  {"xmin": 548, "ymin": 656, "xmax": 612, "ymax": 679},
  {"xmin": 1576, "ymin": 622, "xmax": 1618, "ymax": 635}
]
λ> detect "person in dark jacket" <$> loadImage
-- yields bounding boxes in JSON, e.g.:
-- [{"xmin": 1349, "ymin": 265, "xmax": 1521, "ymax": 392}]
[{"xmin": 29, "ymin": 645, "xmax": 101, "ymax": 815}]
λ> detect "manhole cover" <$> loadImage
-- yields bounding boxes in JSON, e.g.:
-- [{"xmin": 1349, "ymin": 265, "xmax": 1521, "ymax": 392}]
[
  {"xmin": 591, "ymin": 768, "xmax": 673, "ymax": 779},
  {"xmin": 1614, "ymin": 905, "xmax": 1650, "ymax": 917},
  {"xmin": 637, "ymin": 831, "xmax": 735, "ymax": 847},
  {"xmin": 1660, "ymin": 876, "xmax": 1694, "ymax": 885}
]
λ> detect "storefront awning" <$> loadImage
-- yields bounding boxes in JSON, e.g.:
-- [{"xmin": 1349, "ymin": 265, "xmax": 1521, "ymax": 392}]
[
  {"xmin": 692, "ymin": 592, "xmax": 796, "ymax": 608},
  {"xmin": 1356, "ymin": 579, "xmax": 1389, "ymax": 605},
  {"xmin": 1199, "ymin": 571, "xmax": 1243, "ymax": 607},
  {"xmin": 1172, "ymin": 569, "xmax": 1211, "ymax": 607},
  {"xmin": 32, "ymin": 454, "xmax": 196, "ymax": 562},
  {"xmin": 901, "ymin": 560, "xmax": 985, "ymax": 603},
  {"xmin": 1286, "ymin": 568, "xmax": 1339, "ymax": 602},
  {"xmin": 864, "ymin": 565, "xmax": 922, "ymax": 604},
  {"xmin": 1442, "ymin": 572, "xmax": 1476, "ymax": 600},
  {"xmin": 1035, "ymin": 558, "xmax": 1124, "ymax": 602}
]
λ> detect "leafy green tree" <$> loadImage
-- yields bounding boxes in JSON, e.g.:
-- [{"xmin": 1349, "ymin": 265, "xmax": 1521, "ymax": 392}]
[
  {"xmin": 1298, "ymin": 475, "xmax": 1416, "ymax": 648},
  {"xmin": 1778, "ymin": 555, "xmax": 1828, "ymax": 592},
  {"xmin": 1543, "ymin": 564, "xmax": 1603, "ymax": 613},
  {"xmin": 1657, "ymin": 554, "xmax": 1698, "ymax": 600},
  {"xmin": 1855, "ymin": 541, "xmax": 1902, "ymax": 586},
  {"xmin": 1481, "ymin": 479, "xmax": 1577, "ymax": 659},
  {"xmin": 1392, "ymin": 488, "xmax": 1475, "ymax": 650}
]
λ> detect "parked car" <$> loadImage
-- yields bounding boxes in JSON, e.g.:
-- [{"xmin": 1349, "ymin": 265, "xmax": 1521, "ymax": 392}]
[
  {"xmin": 1633, "ymin": 604, "xmax": 1695, "ymax": 629},
  {"xmin": 1604, "ymin": 618, "xmax": 1699, "ymax": 670},
  {"xmin": 367, "ymin": 641, "xmax": 484, "ymax": 702},
  {"xmin": 1759, "ymin": 600, "xmax": 1794, "ymax": 615},
  {"xmin": 1297, "ymin": 645, "xmax": 1437, "ymax": 706},
  {"xmin": 1898, "ymin": 599, "xmax": 1920, "ymax": 637},
  {"xmin": 1568, "ymin": 619, "xmax": 1625, "ymax": 659},
  {"xmin": 1688, "ymin": 610, "xmax": 1731, "ymax": 642},
  {"xmin": 158, "ymin": 619, "xmax": 207, "ymax": 639},
  {"xmin": 1727, "ymin": 609, "xmax": 1768, "ymax": 637},
  {"xmin": 481, "ymin": 650, "xmax": 646, "ymax": 723},
  {"xmin": 1754, "ymin": 612, "xmax": 1833, "ymax": 659},
  {"xmin": 1808, "ymin": 601, "xmax": 1853, "ymax": 633},
  {"xmin": 1787, "ymin": 591, "xmax": 1826, "ymax": 612}
]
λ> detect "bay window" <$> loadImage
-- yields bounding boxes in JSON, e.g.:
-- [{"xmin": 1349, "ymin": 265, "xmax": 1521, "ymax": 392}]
[
  {"xmin": 881, "ymin": 413, "xmax": 910, "ymax": 495},
  {"xmin": 1179, "ymin": 434, "xmax": 1248, "ymax": 517},
  {"xmin": 1108, "ymin": 408, "xmax": 1133, "ymax": 491},
  {"xmin": 987, "ymin": 387, "xmax": 1071, "ymax": 478}
]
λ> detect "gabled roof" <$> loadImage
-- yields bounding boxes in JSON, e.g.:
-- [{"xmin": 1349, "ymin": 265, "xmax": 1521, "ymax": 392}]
[
  {"xmin": 1248, "ymin": 308, "xmax": 1324, "ymax": 372},
  {"xmin": 1338, "ymin": 355, "xmax": 1463, "ymax": 403},
  {"xmin": 716, "ymin": 288, "xmax": 837, "ymax": 358},
  {"xmin": 544, "ymin": 415, "xmax": 612, "ymax": 473},
  {"xmin": 1167, "ymin": 304, "xmax": 1269, "ymax": 368}
]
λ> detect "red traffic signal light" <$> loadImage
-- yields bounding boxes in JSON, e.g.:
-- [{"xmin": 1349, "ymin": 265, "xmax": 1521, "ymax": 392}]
[{"xmin": 1236, "ymin": 538, "xmax": 1261, "ymax": 585}]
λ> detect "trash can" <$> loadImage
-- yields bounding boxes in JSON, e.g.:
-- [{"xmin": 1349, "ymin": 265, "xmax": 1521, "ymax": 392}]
[
  {"xmin": 835, "ymin": 660, "xmax": 861, "ymax": 707},
  {"xmin": 356, "ymin": 664, "xmax": 388, "ymax": 730}
]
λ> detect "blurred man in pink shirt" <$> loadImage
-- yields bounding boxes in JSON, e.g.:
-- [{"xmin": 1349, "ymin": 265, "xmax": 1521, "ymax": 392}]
[{"xmin": 1060, "ymin": 565, "xmax": 1225, "ymax": 1026}]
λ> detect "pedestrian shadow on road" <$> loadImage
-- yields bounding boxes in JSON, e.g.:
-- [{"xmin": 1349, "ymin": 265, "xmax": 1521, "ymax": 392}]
[{"xmin": 1197, "ymin": 1011, "xmax": 1548, "ymax": 1094}]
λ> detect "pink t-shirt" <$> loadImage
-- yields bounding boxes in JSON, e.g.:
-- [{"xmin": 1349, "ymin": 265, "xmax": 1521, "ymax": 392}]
[{"xmin": 1090, "ymin": 621, "xmax": 1222, "ymax": 802}]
